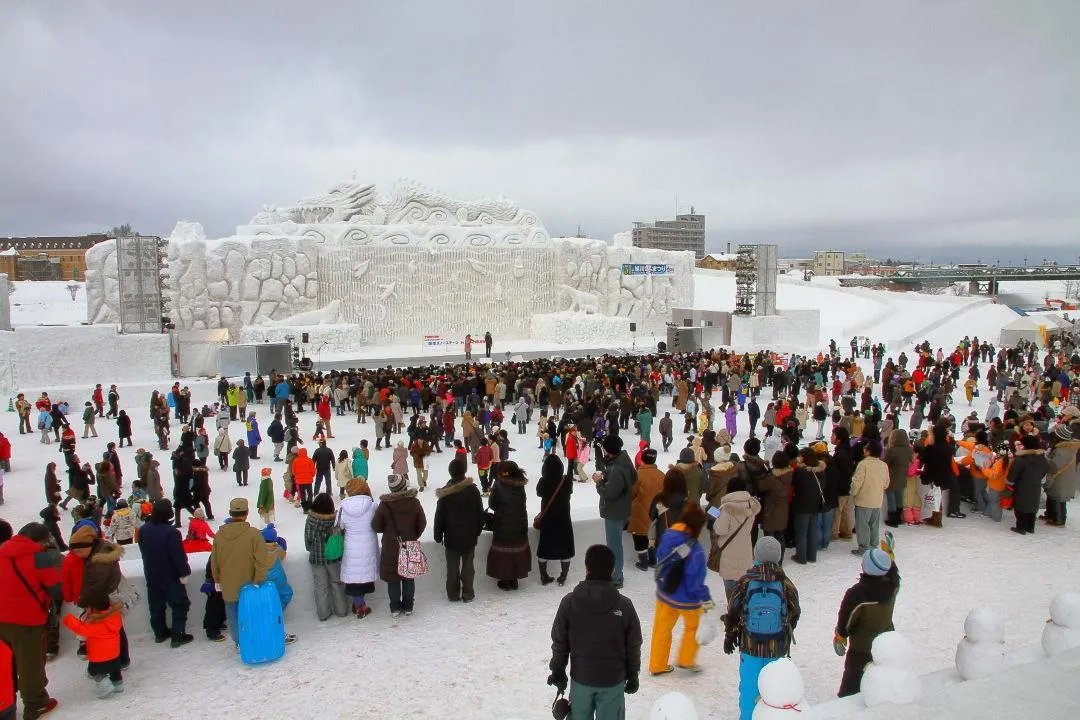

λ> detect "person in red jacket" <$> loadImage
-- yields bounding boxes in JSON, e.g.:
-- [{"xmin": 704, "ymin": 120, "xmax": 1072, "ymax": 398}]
[
  {"xmin": 92, "ymin": 384, "xmax": 105, "ymax": 418},
  {"xmin": 0, "ymin": 523, "xmax": 62, "ymax": 719},
  {"xmin": 476, "ymin": 440, "xmax": 494, "ymax": 496},
  {"xmin": 317, "ymin": 396, "xmax": 334, "ymax": 438},
  {"xmin": 0, "ymin": 432, "xmax": 10, "ymax": 473}
]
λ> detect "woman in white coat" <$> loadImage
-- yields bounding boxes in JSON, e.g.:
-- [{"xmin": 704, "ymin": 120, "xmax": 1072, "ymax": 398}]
[
  {"xmin": 335, "ymin": 449, "xmax": 353, "ymax": 499},
  {"xmin": 338, "ymin": 477, "xmax": 380, "ymax": 618}
]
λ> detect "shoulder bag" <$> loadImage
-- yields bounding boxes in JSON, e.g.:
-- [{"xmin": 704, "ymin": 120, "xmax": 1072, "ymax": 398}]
[{"xmin": 386, "ymin": 504, "xmax": 428, "ymax": 579}]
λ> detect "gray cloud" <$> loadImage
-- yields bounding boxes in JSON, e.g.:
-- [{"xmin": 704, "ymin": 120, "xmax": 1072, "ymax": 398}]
[{"xmin": 1, "ymin": 0, "xmax": 1077, "ymax": 263}]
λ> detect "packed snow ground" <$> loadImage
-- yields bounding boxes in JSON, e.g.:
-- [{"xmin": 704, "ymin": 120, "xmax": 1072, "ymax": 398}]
[{"xmin": 2, "ymin": 276, "xmax": 1077, "ymax": 718}]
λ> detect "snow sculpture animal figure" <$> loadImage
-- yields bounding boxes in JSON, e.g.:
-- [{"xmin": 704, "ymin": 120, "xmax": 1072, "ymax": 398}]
[
  {"xmin": 955, "ymin": 608, "xmax": 1006, "ymax": 681},
  {"xmin": 260, "ymin": 300, "xmax": 343, "ymax": 326},
  {"xmin": 558, "ymin": 284, "xmax": 601, "ymax": 314},
  {"xmin": 250, "ymin": 183, "xmax": 376, "ymax": 225},
  {"xmin": 753, "ymin": 658, "xmax": 809, "ymax": 719},
  {"xmin": 1042, "ymin": 592, "xmax": 1080, "ymax": 657},
  {"xmin": 862, "ymin": 632, "xmax": 921, "ymax": 707}
]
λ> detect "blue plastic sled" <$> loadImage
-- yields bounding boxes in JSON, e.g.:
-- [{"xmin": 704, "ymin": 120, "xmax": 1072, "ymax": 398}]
[{"xmin": 238, "ymin": 582, "xmax": 285, "ymax": 665}]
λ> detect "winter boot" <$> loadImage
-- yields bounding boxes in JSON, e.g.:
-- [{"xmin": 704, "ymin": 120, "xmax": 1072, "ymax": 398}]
[
  {"xmin": 648, "ymin": 547, "xmax": 657, "ymax": 567},
  {"xmin": 539, "ymin": 562, "xmax": 554, "ymax": 586},
  {"xmin": 884, "ymin": 510, "xmax": 901, "ymax": 528},
  {"xmin": 634, "ymin": 551, "xmax": 650, "ymax": 571},
  {"xmin": 924, "ymin": 511, "xmax": 943, "ymax": 528},
  {"xmin": 96, "ymin": 677, "xmax": 115, "ymax": 699},
  {"xmin": 556, "ymin": 561, "xmax": 570, "ymax": 586}
]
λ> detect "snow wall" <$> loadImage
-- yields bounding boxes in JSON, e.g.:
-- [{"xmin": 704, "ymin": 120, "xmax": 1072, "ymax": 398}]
[
  {"xmin": 112, "ymin": 517, "xmax": 614, "ymax": 639},
  {"xmin": 730, "ymin": 309, "xmax": 821, "ymax": 352},
  {"xmin": 84, "ymin": 228, "xmax": 694, "ymax": 344},
  {"xmin": 4, "ymin": 325, "xmax": 171, "ymax": 392}
]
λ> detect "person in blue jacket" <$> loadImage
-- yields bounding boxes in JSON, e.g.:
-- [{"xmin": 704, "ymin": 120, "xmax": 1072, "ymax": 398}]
[
  {"xmin": 260, "ymin": 525, "xmax": 294, "ymax": 613},
  {"xmin": 648, "ymin": 503, "xmax": 713, "ymax": 675},
  {"xmin": 246, "ymin": 413, "xmax": 262, "ymax": 460},
  {"xmin": 273, "ymin": 379, "xmax": 291, "ymax": 414}
]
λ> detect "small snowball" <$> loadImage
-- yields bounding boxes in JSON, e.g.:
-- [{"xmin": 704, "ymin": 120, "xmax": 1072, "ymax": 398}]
[
  {"xmin": 964, "ymin": 608, "xmax": 1005, "ymax": 643},
  {"xmin": 650, "ymin": 691, "xmax": 699, "ymax": 720}
]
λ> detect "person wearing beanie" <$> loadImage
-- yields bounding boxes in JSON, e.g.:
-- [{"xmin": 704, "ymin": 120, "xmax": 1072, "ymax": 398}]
[
  {"xmin": 630, "ymin": 449, "xmax": 664, "ymax": 571},
  {"xmin": 834, "ymin": 547, "xmax": 900, "ymax": 697},
  {"xmin": 138, "ymin": 498, "xmax": 194, "ymax": 647},
  {"xmin": 433, "ymin": 455, "xmax": 485, "ymax": 601},
  {"xmin": 676, "ymin": 446, "xmax": 706, "ymax": 506},
  {"xmin": 548, "ymin": 544, "xmax": 642, "ymax": 719},
  {"xmin": 260, "ymin": 525, "xmax": 294, "ymax": 615},
  {"xmin": 256, "ymin": 466, "xmax": 275, "ymax": 525},
  {"xmin": 594, "ymin": 432, "xmax": 635, "ymax": 587},
  {"xmin": 649, "ymin": 505, "xmax": 712, "ymax": 675},
  {"xmin": 723, "ymin": 536, "xmax": 801, "ymax": 720},
  {"xmin": 1044, "ymin": 425, "xmax": 1079, "ymax": 528},
  {"xmin": 372, "ymin": 472, "xmax": 426, "ymax": 618}
]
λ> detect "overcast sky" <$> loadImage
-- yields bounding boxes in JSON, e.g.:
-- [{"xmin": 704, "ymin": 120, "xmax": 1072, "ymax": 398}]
[{"xmin": 2, "ymin": 0, "xmax": 1078, "ymax": 262}]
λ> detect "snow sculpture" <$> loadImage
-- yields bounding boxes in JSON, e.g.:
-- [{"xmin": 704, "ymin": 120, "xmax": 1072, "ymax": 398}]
[
  {"xmin": 862, "ymin": 632, "xmax": 921, "ymax": 707},
  {"xmin": 955, "ymin": 608, "xmax": 1007, "ymax": 680},
  {"xmin": 261, "ymin": 300, "xmax": 343, "ymax": 326},
  {"xmin": 612, "ymin": 230, "xmax": 633, "ymax": 248},
  {"xmin": 650, "ymin": 691, "xmax": 699, "ymax": 720},
  {"xmin": 753, "ymin": 657, "xmax": 809, "ymax": 719},
  {"xmin": 83, "ymin": 180, "xmax": 695, "ymax": 342},
  {"xmin": 0, "ymin": 272, "xmax": 11, "ymax": 332},
  {"xmin": 1042, "ymin": 592, "xmax": 1080, "ymax": 657}
]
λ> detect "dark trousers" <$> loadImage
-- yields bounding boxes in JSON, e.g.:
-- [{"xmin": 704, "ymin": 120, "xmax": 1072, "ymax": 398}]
[
  {"xmin": 18, "ymin": 415, "xmax": 31, "ymax": 433},
  {"xmin": 1046, "ymin": 499, "xmax": 1068, "ymax": 525},
  {"xmin": 387, "ymin": 579, "xmax": 415, "ymax": 612},
  {"xmin": 792, "ymin": 513, "xmax": 818, "ymax": 563},
  {"xmin": 87, "ymin": 657, "xmax": 122, "ymax": 683},
  {"xmin": 234, "ymin": 469, "xmax": 248, "ymax": 486},
  {"xmin": 662, "ymin": 434, "xmax": 672, "ymax": 451},
  {"xmin": 444, "ymin": 547, "xmax": 475, "ymax": 601},
  {"xmin": 217, "ymin": 452, "xmax": 228, "ymax": 470},
  {"xmin": 314, "ymin": 469, "xmax": 332, "ymax": 495},
  {"xmin": 839, "ymin": 649, "xmax": 873, "ymax": 697},
  {"xmin": 1015, "ymin": 511, "xmax": 1037, "ymax": 534},
  {"xmin": 298, "ymin": 484, "xmax": 314, "ymax": 509},
  {"xmin": 203, "ymin": 590, "xmax": 226, "ymax": 639},
  {"xmin": 148, "ymin": 582, "xmax": 191, "ymax": 640},
  {"xmin": 0, "ymin": 623, "xmax": 50, "ymax": 717},
  {"xmin": 946, "ymin": 477, "xmax": 963, "ymax": 515}
]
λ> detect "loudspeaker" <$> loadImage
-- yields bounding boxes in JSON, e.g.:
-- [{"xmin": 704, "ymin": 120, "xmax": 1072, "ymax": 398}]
[
  {"xmin": 301, "ymin": 332, "xmax": 310, "ymax": 343},
  {"xmin": 629, "ymin": 322, "xmax": 637, "ymax": 332}
]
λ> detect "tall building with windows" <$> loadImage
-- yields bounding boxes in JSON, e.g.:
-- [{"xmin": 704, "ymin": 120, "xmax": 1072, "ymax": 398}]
[
  {"xmin": 812, "ymin": 250, "xmax": 845, "ymax": 276},
  {"xmin": 632, "ymin": 209, "xmax": 706, "ymax": 258},
  {"xmin": 0, "ymin": 235, "xmax": 109, "ymax": 280}
]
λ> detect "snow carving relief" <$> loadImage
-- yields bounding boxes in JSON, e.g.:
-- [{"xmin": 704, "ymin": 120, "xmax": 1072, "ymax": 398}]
[{"xmin": 83, "ymin": 180, "xmax": 694, "ymax": 342}]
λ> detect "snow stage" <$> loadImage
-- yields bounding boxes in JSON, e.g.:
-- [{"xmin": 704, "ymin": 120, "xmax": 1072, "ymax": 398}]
[{"xmin": 83, "ymin": 180, "xmax": 695, "ymax": 350}]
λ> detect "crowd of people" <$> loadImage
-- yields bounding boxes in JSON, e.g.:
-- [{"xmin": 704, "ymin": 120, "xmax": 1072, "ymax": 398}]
[{"xmin": 0, "ymin": 330, "xmax": 1077, "ymax": 719}]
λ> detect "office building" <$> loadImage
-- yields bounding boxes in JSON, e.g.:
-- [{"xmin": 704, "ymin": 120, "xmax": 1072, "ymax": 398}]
[
  {"xmin": 632, "ymin": 209, "xmax": 706, "ymax": 258},
  {"xmin": 812, "ymin": 250, "xmax": 845, "ymax": 276}
]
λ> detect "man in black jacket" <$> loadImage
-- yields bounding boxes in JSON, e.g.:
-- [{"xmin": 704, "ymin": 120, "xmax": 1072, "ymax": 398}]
[
  {"xmin": 138, "ymin": 499, "xmax": 193, "ymax": 647},
  {"xmin": 266, "ymin": 414, "xmax": 286, "ymax": 462},
  {"xmin": 432, "ymin": 457, "xmax": 485, "ymax": 602},
  {"xmin": 548, "ymin": 545, "xmax": 642, "ymax": 720},
  {"xmin": 831, "ymin": 427, "xmax": 856, "ymax": 540},
  {"xmin": 311, "ymin": 439, "xmax": 336, "ymax": 496}
]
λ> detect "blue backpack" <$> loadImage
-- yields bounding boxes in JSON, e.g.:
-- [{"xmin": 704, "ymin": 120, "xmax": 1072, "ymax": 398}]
[{"xmin": 745, "ymin": 579, "xmax": 786, "ymax": 637}]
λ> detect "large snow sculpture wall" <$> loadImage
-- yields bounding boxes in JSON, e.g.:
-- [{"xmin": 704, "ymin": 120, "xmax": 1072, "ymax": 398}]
[{"xmin": 84, "ymin": 181, "xmax": 695, "ymax": 343}]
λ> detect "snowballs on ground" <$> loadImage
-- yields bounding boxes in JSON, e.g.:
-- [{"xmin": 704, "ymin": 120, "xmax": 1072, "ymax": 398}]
[
  {"xmin": 862, "ymin": 632, "xmax": 921, "ymax": 707},
  {"xmin": 753, "ymin": 657, "xmax": 808, "ymax": 718},
  {"xmin": 1043, "ymin": 592, "xmax": 1080, "ymax": 656},
  {"xmin": 650, "ymin": 691, "xmax": 698, "ymax": 720},
  {"xmin": 955, "ymin": 608, "xmax": 1006, "ymax": 680}
]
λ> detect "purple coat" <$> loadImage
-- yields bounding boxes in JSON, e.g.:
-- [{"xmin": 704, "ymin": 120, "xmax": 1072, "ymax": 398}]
[{"xmin": 724, "ymin": 406, "xmax": 738, "ymax": 436}]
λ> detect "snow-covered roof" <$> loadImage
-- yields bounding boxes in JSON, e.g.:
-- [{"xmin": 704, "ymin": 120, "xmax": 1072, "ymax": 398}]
[{"xmin": 702, "ymin": 253, "xmax": 737, "ymax": 261}]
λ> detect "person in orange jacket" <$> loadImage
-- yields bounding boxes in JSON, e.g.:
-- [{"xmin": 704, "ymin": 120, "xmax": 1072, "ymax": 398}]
[
  {"xmin": 63, "ymin": 603, "xmax": 125, "ymax": 698},
  {"xmin": 957, "ymin": 430, "xmax": 1005, "ymax": 520},
  {"xmin": 291, "ymin": 447, "xmax": 316, "ymax": 511}
]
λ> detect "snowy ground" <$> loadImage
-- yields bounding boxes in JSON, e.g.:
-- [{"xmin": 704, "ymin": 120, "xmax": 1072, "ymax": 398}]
[{"xmin": 2, "ymin": 275, "xmax": 1078, "ymax": 718}]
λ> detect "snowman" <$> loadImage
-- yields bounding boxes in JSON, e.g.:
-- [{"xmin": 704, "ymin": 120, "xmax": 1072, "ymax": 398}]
[
  {"xmin": 1042, "ymin": 592, "xmax": 1080, "ymax": 657},
  {"xmin": 861, "ymin": 631, "xmax": 922, "ymax": 707},
  {"xmin": 955, "ymin": 608, "xmax": 1007, "ymax": 680},
  {"xmin": 650, "ymin": 691, "xmax": 699, "ymax": 720},
  {"xmin": 752, "ymin": 657, "xmax": 809, "ymax": 719}
]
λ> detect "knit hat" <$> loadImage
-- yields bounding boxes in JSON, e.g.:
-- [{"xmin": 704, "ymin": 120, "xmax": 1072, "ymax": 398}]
[
  {"xmin": 678, "ymin": 448, "xmax": 696, "ymax": 464},
  {"xmin": 261, "ymin": 467, "xmax": 273, "ymax": 477},
  {"xmin": 1055, "ymin": 424, "xmax": 1074, "ymax": 441},
  {"xmin": 69, "ymin": 525, "xmax": 97, "ymax": 549},
  {"xmin": 72, "ymin": 518, "xmax": 98, "ymax": 535},
  {"xmin": 601, "ymin": 435, "xmax": 624, "ymax": 456},
  {"xmin": 641, "ymin": 448, "xmax": 658, "ymax": 465},
  {"xmin": 862, "ymin": 548, "xmax": 892, "ymax": 576},
  {"xmin": 346, "ymin": 477, "xmax": 371, "ymax": 497},
  {"xmin": 584, "ymin": 544, "xmax": 616, "ymax": 580},
  {"xmin": 388, "ymin": 473, "xmax": 408, "ymax": 493},
  {"xmin": 261, "ymin": 524, "xmax": 277, "ymax": 543},
  {"xmin": 193, "ymin": 507, "xmax": 205, "ymax": 520},
  {"xmin": 811, "ymin": 441, "xmax": 829, "ymax": 455},
  {"xmin": 753, "ymin": 536, "xmax": 782, "ymax": 565},
  {"xmin": 448, "ymin": 457, "xmax": 467, "ymax": 478}
]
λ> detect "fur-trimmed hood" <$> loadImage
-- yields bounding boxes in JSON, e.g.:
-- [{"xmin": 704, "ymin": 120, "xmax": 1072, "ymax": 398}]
[
  {"xmin": 436, "ymin": 477, "xmax": 476, "ymax": 498},
  {"xmin": 307, "ymin": 510, "xmax": 336, "ymax": 522},
  {"xmin": 89, "ymin": 540, "xmax": 125, "ymax": 564},
  {"xmin": 379, "ymin": 488, "xmax": 418, "ymax": 503}
]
